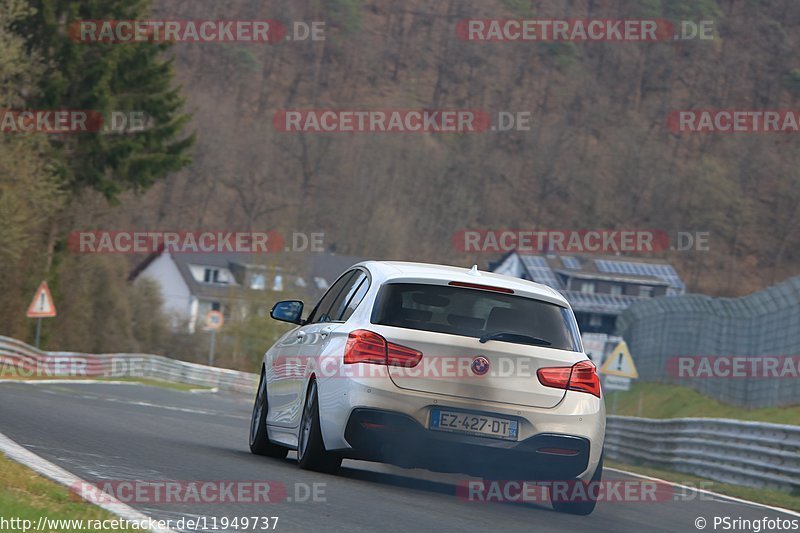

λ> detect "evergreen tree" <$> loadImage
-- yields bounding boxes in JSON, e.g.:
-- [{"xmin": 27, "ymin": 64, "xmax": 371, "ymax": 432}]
[{"xmin": 16, "ymin": 0, "xmax": 193, "ymax": 200}]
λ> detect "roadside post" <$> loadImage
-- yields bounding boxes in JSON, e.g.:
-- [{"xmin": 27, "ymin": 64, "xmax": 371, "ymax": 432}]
[
  {"xmin": 26, "ymin": 281, "xmax": 57, "ymax": 349},
  {"xmin": 204, "ymin": 310, "xmax": 225, "ymax": 366},
  {"xmin": 598, "ymin": 340, "xmax": 639, "ymax": 415}
]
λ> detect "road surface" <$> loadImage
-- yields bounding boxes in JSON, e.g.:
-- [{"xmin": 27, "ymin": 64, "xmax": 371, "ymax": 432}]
[{"xmin": 0, "ymin": 381, "xmax": 795, "ymax": 532}]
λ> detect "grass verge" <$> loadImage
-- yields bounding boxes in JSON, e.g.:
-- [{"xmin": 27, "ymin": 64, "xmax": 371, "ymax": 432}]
[
  {"xmin": 0, "ymin": 453, "xmax": 138, "ymax": 532},
  {"xmin": 606, "ymin": 382, "xmax": 800, "ymax": 425}
]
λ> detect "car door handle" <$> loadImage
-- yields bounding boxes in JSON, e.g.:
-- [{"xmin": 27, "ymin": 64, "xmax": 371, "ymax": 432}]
[
  {"xmin": 320, "ymin": 326, "xmax": 334, "ymax": 338},
  {"xmin": 296, "ymin": 331, "xmax": 307, "ymax": 340}
]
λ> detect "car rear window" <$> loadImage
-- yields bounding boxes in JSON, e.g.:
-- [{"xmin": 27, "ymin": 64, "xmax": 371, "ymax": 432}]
[{"xmin": 371, "ymin": 283, "xmax": 581, "ymax": 352}]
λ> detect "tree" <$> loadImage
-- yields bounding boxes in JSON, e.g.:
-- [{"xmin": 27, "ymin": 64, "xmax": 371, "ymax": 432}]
[
  {"xmin": 16, "ymin": 0, "xmax": 194, "ymax": 201},
  {"xmin": 0, "ymin": 0, "xmax": 64, "ymax": 339}
]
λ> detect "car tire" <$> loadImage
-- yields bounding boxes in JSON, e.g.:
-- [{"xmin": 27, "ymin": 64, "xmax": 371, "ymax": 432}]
[
  {"xmin": 297, "ymin": 381, "xmax": 342, "ymax": 473},
  {"xmin": 249, "ymin": 370, "xmax": 289, "ymax": 458},
  {"xmin": 550, "ymin": 454, "xmax": 603, "ymax": 516}
]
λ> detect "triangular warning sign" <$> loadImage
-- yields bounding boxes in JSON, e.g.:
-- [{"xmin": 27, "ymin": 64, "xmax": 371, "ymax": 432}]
[
  {"xmin": 599, "ymin": 341, "xmax": 638, "ymax": 378},
  {"xmin": 26, "ymin": 281, "xmax": 56, "ymax": 318}
]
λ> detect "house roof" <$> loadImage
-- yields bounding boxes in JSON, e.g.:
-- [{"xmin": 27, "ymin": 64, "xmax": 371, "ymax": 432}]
[
  {"xmin": 308, "ymin": 253, "xmax": 366, "ymax": 291},
  {"xmin": 560, "ymin": 290, "xmax": 642, "ymax": 315},
  {"xmin": 489, "ymin": 250, "xmax": 686, "ymax": 316},
  {"xmin": 512, "ymin": 253, "xmax": 685, "ymax": 292},
  {"xmin": 551, "ymin": 269, "xmax": 670, "ymax": 287},
  {"xmin": 130, "ymin": 250, "xmax": 366, "ymax": 302}
]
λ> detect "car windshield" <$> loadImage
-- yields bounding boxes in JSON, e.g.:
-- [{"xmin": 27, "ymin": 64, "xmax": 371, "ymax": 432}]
[{"xmin": 371, "ymin": 283, "xmax": 582, "ymax": 352}]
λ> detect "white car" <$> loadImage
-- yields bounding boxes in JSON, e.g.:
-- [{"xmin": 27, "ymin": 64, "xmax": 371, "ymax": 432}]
[{"xmin": 250, "ymin": 261, "xmax": 606, "ymax": 514}]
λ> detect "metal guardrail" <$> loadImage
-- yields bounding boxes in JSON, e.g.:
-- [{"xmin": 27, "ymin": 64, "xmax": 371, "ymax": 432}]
[
  {"xmin": 2, "ymin": 335, "xmax": 798, "ymax": 492},
  {"xmin": 0, "ymin": 335, "xmax": 257, "ymax": 393},
  {"xmin": 605, "ymin": 415, "xmax": 800, "ymax": 493}
]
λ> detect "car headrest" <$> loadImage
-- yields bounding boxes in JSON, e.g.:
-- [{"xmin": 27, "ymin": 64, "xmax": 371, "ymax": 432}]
[
  {"xmin": 447, "ymin": 314, "xmax": 485, "ymax": 331},
  {"xmin": 485, "ymin": 307, "xmax": 528, "ymax": 333},
  {"xmin": 398, "ymin": 308, "xmax": 433, "ymax": 323}
]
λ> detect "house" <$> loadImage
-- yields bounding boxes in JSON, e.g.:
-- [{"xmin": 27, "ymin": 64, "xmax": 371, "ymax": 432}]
[
  {"xmin": 490, "ymin": 251, "xmax": 685, "ymax": 336},
  {"xmin": 129, "ymin": 250, "xmax": 363, "ymax": 332}
]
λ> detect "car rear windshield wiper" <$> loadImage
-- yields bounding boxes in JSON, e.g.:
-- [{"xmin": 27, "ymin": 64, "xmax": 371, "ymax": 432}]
[{"xmin": 478, "ymin": 331, "xmax": 552, "ymax": 346}]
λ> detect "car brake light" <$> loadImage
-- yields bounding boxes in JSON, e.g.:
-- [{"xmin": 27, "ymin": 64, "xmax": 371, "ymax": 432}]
[
  {"xmin": 537, "ymin": 360, "xmax": 601, "ymax": 398},
  {"xmin": 536, "ymin": 366, "xmax": 572, "ymax": 389},
  {"xmin": 568, "ymin": 361, "xmax": 602, "ymax": 397},
  {"xmin": 344, "ymin": 329, "xmax": 422, "ymax": 368},
  {"xmin": 447, "ymin": 281, "xmax": 514, "ymax": 294},
  {"xmin": 344, "ymin": 329, "xmax": 386, "ymax": 365},
  {"xmin": 386, "ymin": 341, "xmax": 423, "ymax": 368}
]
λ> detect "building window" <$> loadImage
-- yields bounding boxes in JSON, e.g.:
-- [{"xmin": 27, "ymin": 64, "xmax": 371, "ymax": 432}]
[
  {"xmin": 589, "ymin": 314, "xmax": 602, "ymax": 327},
  {"xmin": 204, "ymin": 268, "xmax": 224, "ymax": 284},
  {"xmin": 272, "ymin": 274, "xmax": 284, "ymax": 291},
  {"xmin": 581, "ymin": 282, "xmax": 595, "ymax": 294},
  {"xmin": 639, "ymin": 285, "xmax": 653, "ymax": 297},
  {"xmin": 250, "ymin": 274, "xmax": 266, "ymax": 290},
  {"xmin": 610, "ymin": 284, "xmax": 623, "ymax": 296},
  {"xmin": 211, "ymin": 302, "xmax": 221, "ymax": 311}
]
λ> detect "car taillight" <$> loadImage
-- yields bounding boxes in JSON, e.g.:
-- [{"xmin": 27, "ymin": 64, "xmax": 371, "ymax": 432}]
[
  {"xmin": 386, "ymin": 341, "xmax": 423, "ymax": 368},
  {"xmin": 537, "ymin": 360, "xmax": 601, "ymax": 398},
  {"xmin": 344, "ymin": 330, "xmax": 386, "ymax": 365},
  {"xmin": 568, "ymin": 361, "xmax": 602, "ymax": 397},
  {"xmin": 344, "ymin": 329, "xmax": 422, "ymax": 368},
  {"xmin": 536, "ymin": 366, "xmax": 572, "ymax": 389}
]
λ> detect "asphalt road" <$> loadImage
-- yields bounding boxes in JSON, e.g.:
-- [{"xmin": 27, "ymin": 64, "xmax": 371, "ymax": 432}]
[{"xmin": 0, "ymin": 381, "xmax": 795, "ymax": 533}]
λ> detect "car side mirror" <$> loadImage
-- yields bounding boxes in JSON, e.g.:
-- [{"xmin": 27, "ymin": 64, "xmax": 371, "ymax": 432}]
[{"xmin": 270, "ymin": 300, "xmax": 304, "ymax": 325}]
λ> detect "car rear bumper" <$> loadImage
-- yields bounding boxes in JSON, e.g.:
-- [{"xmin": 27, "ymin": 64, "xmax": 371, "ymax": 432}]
[
  {"xmin": 342, "ymin": 408, "xmax": 590, "ymax": 479},
  {"xmin": 318, "ymin": 377, "xmax": 605, "ymax": 481}
]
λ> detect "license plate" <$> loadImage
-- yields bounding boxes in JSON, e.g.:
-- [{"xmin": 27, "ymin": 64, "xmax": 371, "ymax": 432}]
[{"xmin": 429, "ymin": 409, "xmax": 518, "ymax": 440}]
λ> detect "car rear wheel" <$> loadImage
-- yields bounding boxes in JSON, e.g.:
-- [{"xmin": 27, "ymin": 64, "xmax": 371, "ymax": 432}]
[
  {"xmin": 549, "ymin": 454, "xmax": 603, "ymax": 515},
  {"xmin": 249, "ymin": 370, "xmax": 289, "ymax": 458},
  {"xmin": 297, "ymin": 381, "xmax": 341, "ymax": 473}
]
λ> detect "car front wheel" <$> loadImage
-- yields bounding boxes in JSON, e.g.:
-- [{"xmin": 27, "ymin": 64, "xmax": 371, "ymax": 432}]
[{"xmin": 249, "ymin": 370, "xmax": 289, "ymax": 458}]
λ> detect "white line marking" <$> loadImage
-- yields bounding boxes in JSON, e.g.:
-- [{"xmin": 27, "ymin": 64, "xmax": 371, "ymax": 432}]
[
  {"xmin": 607, "ymin": 467, "xmax": 800, "ymax": 517},
  {"xmin": 0, "ymin": 379, "xmax": 218, "ymax": 395},
  {"xmin": 101, "ymin": 397, "xmax": 249, "ymax": 419},
  {"xmin": 0, "ymin": 431, "xmax": 178, "ymax": 533},
  {"xmin": 1, "ymin": 380, "xmax": 247, "ymax": 419},
  {"xmin": 190, "ymin": 387, "xmax": 219, "ymax": 394}
]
